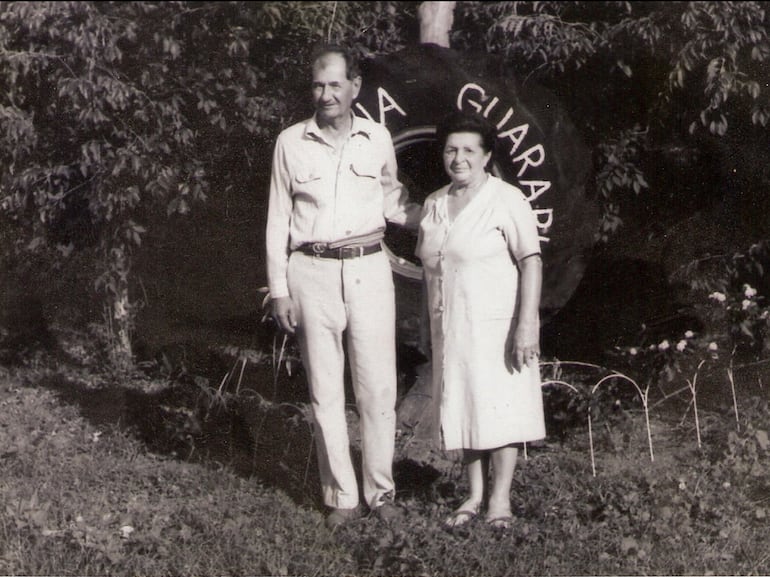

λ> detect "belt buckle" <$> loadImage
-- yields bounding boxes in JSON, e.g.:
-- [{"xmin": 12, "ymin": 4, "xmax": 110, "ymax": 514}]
[
  {"xmin": 340, "ymin": 246, "xmax": 364, "ymax": 259},
  {"xmin": 311, "ymin": 242, "xmax": 327, "ymax": 255}
]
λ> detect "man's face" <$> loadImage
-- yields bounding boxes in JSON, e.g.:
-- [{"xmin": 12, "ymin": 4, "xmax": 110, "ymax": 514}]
[{"xmin": 311, "ymin": 53, "xmax": 361, "ymax": 124}]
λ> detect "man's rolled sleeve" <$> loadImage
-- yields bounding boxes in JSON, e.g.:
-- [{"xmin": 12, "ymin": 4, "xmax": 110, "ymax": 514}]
[
  {"xmin": 379, "ymin": 126, "xmax": 422, "ymax": 230},
  {"xmin": 265, "ymin": 135, "xmax": 293, "ymax": 299}
]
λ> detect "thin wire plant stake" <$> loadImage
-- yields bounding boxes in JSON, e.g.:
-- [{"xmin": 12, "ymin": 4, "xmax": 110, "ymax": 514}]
[
  {"xmin": 685, "ymin": 360, "xmax": 706, "ymax": 448},
  {"xmin": 592, "ymin": 372, "xmax": 654, "ymax": 466}
]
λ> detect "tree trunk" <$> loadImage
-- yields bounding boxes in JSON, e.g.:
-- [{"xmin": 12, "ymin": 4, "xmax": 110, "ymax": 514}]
[
  {"xmin": 101, "ymin": 244, "xmax": 134, "ymax": 371},
  {"xmin": 110, "ymin": 282, "xmax": 133, "ymax": 370},
  {"xmin": 418, "ymin": 1, "xmax": 455, "ymax": 47}
]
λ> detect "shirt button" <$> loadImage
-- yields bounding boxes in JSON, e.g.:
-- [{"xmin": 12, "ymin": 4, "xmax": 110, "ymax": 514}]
[{"xmin": 437, "ymin": 305, "xmax": 444, "ymax": 312}]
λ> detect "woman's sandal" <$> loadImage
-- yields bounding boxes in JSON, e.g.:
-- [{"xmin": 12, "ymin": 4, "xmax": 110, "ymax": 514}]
[
  {"xmin": 486, "ymin": 514, "xmax": 514, "ymax": 530},
  {"xmin": 443, "ymin": 505, "xmax": 480, "ymax": 528}
]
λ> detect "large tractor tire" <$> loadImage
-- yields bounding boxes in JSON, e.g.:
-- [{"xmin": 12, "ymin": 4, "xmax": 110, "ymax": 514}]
[{"xmin": 356, "ymin": 44, "xmax": 598, "ymax": 323}]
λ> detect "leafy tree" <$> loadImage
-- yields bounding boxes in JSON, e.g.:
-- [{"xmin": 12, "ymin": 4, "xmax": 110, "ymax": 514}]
[
  {"xmin": 2, "ymin": 1, "xmax": 769, "ymax": 366},
  {"xmin": 0, "ymin": 1, "xmax": 419, "ymax": 366},
  {"xmin": 452, "ymin": 1, "xmax": 770, "ymax": 240},
  {"xmin": 0, "ymin": 2, "xmax": 245, "ymax": 365}
]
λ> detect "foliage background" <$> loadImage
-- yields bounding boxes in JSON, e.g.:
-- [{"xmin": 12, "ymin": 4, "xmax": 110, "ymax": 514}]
[
  {"xmin": 2, "ymin": 1, "xmax": 769, "ymax": 369},
  {"xmin": 2, "ymin": 3, "xmax": 770, "ymax": 575},
  {"xmin": 0, "ymin": 2, "xmax": 770, "ymax": 392}
]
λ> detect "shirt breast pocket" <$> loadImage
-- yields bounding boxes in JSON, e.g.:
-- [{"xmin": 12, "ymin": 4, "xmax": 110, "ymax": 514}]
[
  {"xmin": 349, "ymin": 162, "xmax": 380, "ymax": 180},
  {"xmin": 294, "ymin": 171, "xmax": 323, "ymax": 197},
  {"xmin": 348, "ymin": 162, "xmax": 381, "ymax": 201},
  {"xmin": 295, "ymin": 171, "xmax": 322, "ymax": 184}
]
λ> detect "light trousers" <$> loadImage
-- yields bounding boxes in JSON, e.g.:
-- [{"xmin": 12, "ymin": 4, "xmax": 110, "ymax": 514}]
[{"xmin": 287, "ymin": 249, "xmax": 397, "ymax": 509}]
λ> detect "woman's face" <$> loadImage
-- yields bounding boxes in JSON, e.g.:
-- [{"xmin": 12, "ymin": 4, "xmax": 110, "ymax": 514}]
[{"xmin": 442, "ymin": 131, "xmax": 491, "ymax": 187}]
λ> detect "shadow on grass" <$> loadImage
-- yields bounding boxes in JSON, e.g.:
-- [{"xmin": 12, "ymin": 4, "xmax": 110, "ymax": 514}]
[
  {"xmin": 38, "ymin": 370, "xmax": 324, "ymax": 507},
  {"xmin": 37, "ymin": 345, "xmax": 446, "ymax": 514}
]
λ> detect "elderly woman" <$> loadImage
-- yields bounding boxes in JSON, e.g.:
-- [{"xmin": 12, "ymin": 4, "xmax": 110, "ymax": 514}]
[{"xmin": 416, "ymin": 111, "xmax": 546, "ymax": 530}]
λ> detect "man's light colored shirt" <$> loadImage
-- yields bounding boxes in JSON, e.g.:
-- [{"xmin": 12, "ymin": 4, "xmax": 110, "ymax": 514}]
[{"xmin": 266, "ymin": 114, "xmax": 419, "ymax": 298}]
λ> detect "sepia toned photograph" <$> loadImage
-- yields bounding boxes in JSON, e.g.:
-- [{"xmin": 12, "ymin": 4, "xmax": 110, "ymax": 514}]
[{"xmin": 1, "ymin": 2, "xmax": 769, "ymax": 575}]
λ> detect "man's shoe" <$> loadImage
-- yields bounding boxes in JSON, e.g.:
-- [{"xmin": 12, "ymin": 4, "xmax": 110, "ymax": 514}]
[
  {"xmin": 373, "ymin": 500, "xmax": 406, "ymax": 524},
  {"xmin": 325, "ymin": 506, "xmax": 361, "ymax": 530}
]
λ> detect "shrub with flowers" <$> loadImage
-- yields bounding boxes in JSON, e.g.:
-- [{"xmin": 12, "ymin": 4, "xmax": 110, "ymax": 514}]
[
  {"xmin": 610, "ymin": 328, "xmax": 721, "ymax": 398},
  {"xmin": 680, "ymin": 241, "xmax": 770, "ymax": 357},
  {"xmin": 611, "ymin": 241, "xmax": 770, "ymax": 398},
  {"xmin": 708, "ymin": 283, "xmax": 770, "ymax": 356}
]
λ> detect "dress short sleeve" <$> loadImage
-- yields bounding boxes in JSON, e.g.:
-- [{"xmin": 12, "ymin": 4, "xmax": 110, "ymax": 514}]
[{"xmin": 498, "ymin": 182, "xmax": 541, "ymax": 263}]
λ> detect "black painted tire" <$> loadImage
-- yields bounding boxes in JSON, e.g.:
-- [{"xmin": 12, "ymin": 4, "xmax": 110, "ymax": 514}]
[{"xmin": 356, "ymin": 44, "xmax": 598, "ymax": 319}]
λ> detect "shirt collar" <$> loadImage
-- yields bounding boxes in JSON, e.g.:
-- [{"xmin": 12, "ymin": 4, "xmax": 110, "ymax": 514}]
[{"xmin": 305, "ymin": 113, "xmax": 372, "ymax": 142}]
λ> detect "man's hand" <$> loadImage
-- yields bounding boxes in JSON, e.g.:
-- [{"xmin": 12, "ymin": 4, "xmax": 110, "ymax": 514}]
[{"xmin": 271, "ymin": 296, "xmax": 298, "ymax": 334}]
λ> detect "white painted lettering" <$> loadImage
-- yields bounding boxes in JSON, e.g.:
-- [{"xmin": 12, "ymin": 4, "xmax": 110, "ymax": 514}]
[
  {"xmin": 520, "ymin": 180, "xmax": 551, "ymax": 203},
  {"xmin": 482, "ymin": 96, "xmax": 500, "ymax": 117},
  {"xmin": 377, "ymin": 87, "xmax": 407, "ymax": 124},
  {"xmin": 533, "ymin": 208, "xmax": 554, "ymax": 231},
  {"xmin": 355, "ymin": 102, "xmax": 376, "ymax": 122},
  {"xmin": 457, "ymin": 83, "xmax": 485, "ymax": 113},
  {"xmin": 513, "ymin": 144, "xmax": 545, "ymax": 177},
  {"xmin": 494, "ymin": 107, "xmax": 514, "ymax": 130},
  {"xmin": 499, "ymin": 124, "xmax": 529, "ymax": 156}
]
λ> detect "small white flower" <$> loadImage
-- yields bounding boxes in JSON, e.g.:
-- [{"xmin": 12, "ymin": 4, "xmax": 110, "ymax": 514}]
[
  {"xmin": 649, "ymin": 344, "xmax": 657, "ymax": 351},
  {"xmin": 658, "ymin": 339, "xmax": 670, "ymax": 351},
  {"xmin": 708, "ymin": 342, "xmax": 719, "ymax": 351},
  {"xmin": 742, "ymin": 299, "xmax": 752, "ymax": 310},
  {"xmin": 629, "ymin": 347, "xmax": 638, "ymax": 356},
  {"xmin": 676, "ymin": 339, "xmax": 687, "ymax": 352},
  {"xmin": 685, "ymin": 330, "xmax": 694, "ymax": 339},
  {"xmin": 761, "ymin": 310, "xmax": 769, "ymax": 320},
  {"xmin": 120, "ymin": 525, "xmax": 135, "ymax": 539},
  {"xmin": 744, "ymin": 284, "xmax": 757, "ymax": 298},
  {"xmin": 678, "ymin": 480, "xmax": 687, "ymax": 490},
  {"xmin": 709, "ymin": 291, "xmax": 727, "ymax": 303},
  {"xmin": 722, "ymin": 481, "xmax": 731, "ymax": 489}
]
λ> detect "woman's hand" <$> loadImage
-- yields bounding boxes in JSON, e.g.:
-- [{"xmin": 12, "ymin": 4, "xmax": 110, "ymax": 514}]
[{"xmin": 512, "ymin": 319, "xmax": 540, "ymax": 371}]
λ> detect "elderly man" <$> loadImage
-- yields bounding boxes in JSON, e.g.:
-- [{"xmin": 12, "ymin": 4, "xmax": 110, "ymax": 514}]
[{"xmin": 265, "ymin": 45, "xmax": 420, "ymax": 529}]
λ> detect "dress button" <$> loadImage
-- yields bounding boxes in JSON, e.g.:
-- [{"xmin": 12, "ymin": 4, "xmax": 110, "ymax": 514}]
[{"xmin": 437, "ymin": 305, "xmax": 444, "ymax": 312}]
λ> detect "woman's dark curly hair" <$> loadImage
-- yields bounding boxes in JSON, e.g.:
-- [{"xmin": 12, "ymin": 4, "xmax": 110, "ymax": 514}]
[{"xmin": 435, "ymin": 111, "xmax": 497, "ymax": 158}]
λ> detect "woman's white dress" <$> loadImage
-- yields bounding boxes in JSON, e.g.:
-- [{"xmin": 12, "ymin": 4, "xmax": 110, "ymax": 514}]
[{"xmin": 416, "ymin": 175, "xmax": 546, "ymax": 451}]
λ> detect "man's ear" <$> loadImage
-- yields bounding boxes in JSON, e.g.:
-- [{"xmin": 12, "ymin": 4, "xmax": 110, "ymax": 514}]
[{"xmin": 352, "ymin": 75, "xmax": 362, "ymax": 99}]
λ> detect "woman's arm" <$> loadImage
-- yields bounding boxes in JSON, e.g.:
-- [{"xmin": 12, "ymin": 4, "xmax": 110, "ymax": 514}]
[{"xmin": 513, "ymin": 253, "xmax": 542, "ymax": 370}]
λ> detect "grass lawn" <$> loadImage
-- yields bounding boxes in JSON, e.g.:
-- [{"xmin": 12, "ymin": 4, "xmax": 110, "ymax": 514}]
[{"xmin": 2, "ymin": 341, "xmax": 770, "ymax": 576}]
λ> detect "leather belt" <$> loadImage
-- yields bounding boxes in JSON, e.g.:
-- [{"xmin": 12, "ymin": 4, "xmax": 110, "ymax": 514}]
[{"xmin": 296, "ymin": 241, "xmax": 382, "ymax": 260}]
